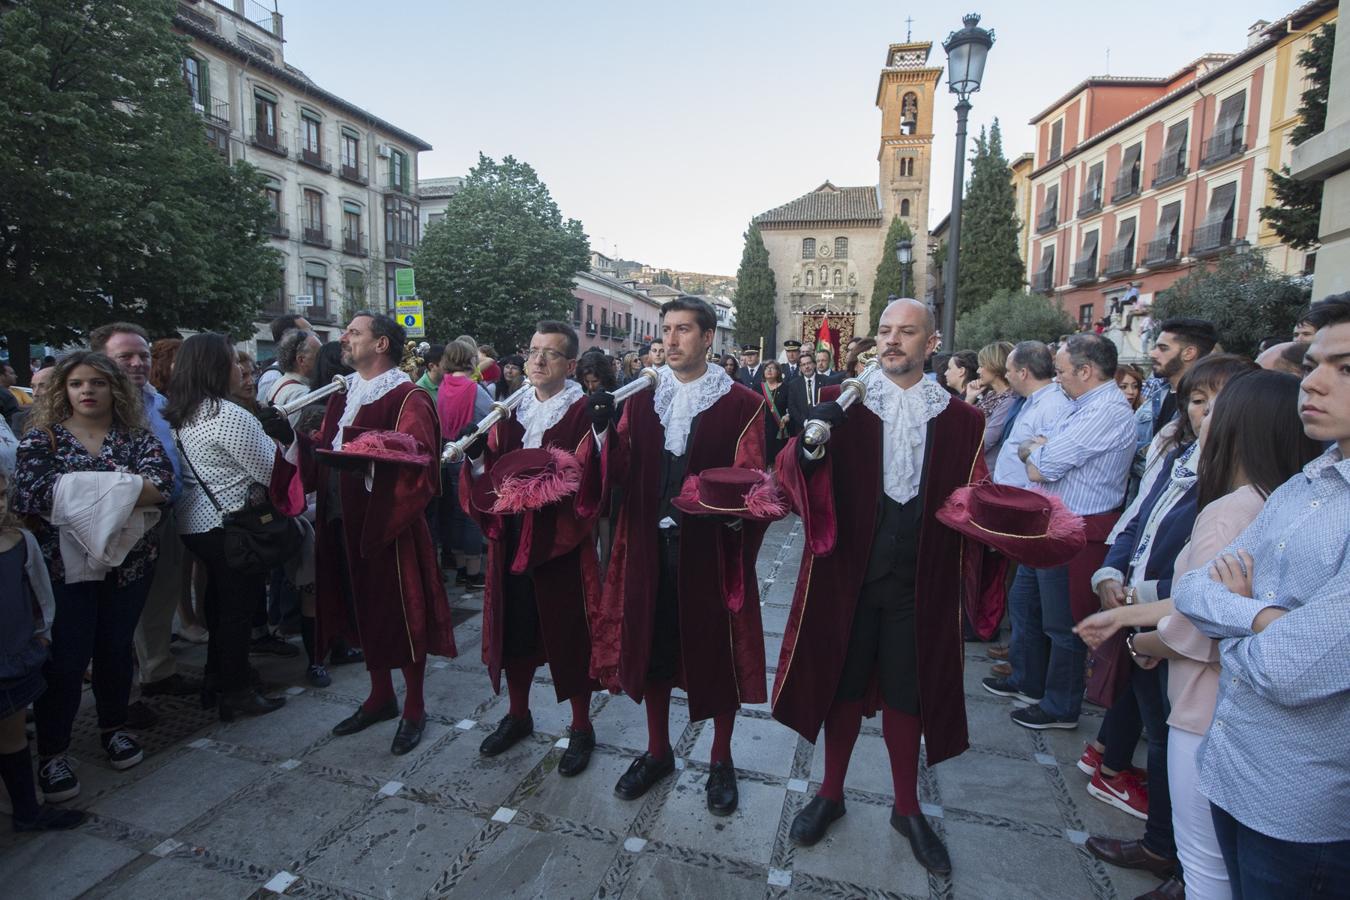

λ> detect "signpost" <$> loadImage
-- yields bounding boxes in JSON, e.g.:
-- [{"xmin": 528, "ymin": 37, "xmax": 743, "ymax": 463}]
[
  {"xmin": 293, "ymin": 294, "xmax": 314, "ymax": 307},
  {"xmin": 395, "ymin": 268, "xmax": 416, "ymax": 299},
  {"xmin": 396, "ymin": 298, "xmax": 425, "ymax": 338}
]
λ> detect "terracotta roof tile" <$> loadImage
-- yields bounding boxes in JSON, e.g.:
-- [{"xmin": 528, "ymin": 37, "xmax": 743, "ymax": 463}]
[{"xmin": 754, "ymin": 181, "xmax": 881, "ymax": 226}]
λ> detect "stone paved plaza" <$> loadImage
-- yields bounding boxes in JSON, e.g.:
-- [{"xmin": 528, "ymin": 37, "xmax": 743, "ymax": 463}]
[{"xmin": 0, "ymin": 518, "xmax": 1158, "ymax": 899}]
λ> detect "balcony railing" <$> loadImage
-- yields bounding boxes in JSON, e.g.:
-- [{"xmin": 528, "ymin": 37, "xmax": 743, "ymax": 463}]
[
  {"xmin": 263, "ymin": 210, "xmax": 288, "ymax": 239},
  {"xmin": 201, "ymin": 101, "xmax": 230, "ymax": 159},
  {"xmin": 1077, "ymin": 189, "xmax": 1103, "ymax": 218},
  {"xmin": 1152, "ymin": 154, "xmax": 1187, "ymax": 188},
  {"xmin": 1191, "ymin": 222, "xmax": 1233, "ymax": 256},
  {"xmin": 384, "ymin": 174, "xmax": 411, "ymax": 195},
  {"xmin": 1035, "ymin": 208, "xmax": 1058, "ymax": 233},
  {"xmin": 585, "ymin": 321, "xmax": 597, "ymax": 336},
  {"xmin": 385, "ymin": 239, "xmax": 415, "ymax": 261},
  {"xmin": 339, "ymin": 158, "xmax": 369, "ymax": 185},
  {"xmin": 1201, "ymin": 133, "xmax": 1245, "ymax": 168},
  {"xmin": 297, "ymin": 135, "xmax": 332, "ymax": 173},
  {"xmin": 1031, "ymin": 269, "xmax": 1054, "ymax": 294},
  {"xmin": 1111, "ymin": 170, "xmax": 1140, "ymax": 202},
  {"xmin": 249, "ymin": 121, "xmax": 287, "ymax": 157},
  {"xmin": 1103, "ymin": 246, "xmax": 1135, "ymax": 277},
  {"xmin": 1143, "ymin": 235, "xmax": 1181, "ymax": 267},
  {"xmin": 342, "ymin": 232, "xmax": 367, "ymax": 257},
  {"xmin": 300, "ymin": 220, "xmax": 330, "ymax": 248},
  {"xmin": 1070, "ymin": 257, "xmax": 1098, "ymax": 285}
]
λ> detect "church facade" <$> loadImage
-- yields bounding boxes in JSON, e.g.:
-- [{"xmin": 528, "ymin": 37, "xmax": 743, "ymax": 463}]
[{"xmin": 754, "ymin": 40, "xmax": 940, "ymax": 347}]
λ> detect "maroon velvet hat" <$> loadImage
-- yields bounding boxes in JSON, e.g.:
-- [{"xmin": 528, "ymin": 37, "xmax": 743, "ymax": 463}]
[
  {"xmin": 936, "ymin": 482, "xmax": 1086, "ymax": 569},
  {"xmin": 316, "ymin": 428, "xmax": 430, "ymax": 468},
  {"xmin": 472, "ymin": 447, "xmax": 582, "ymax": 514},
  {"xmin": 670, "ymin": 467, "xmax": 789, "ymax": 522}
]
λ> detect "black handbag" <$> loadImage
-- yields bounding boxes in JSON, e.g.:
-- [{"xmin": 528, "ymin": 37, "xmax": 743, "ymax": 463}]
[{"xmin": 176, "ymin": 436, "xmax": 303, "ymax": 574}]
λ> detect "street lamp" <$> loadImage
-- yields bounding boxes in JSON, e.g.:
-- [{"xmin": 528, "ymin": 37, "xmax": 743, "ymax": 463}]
[
  {"xmin": 941, "ymin": 13, "xmax": 995, "ymax": 347},
  {"xmin": 895, "ymin": 238, "xmax": 914, "ymax": 298}
]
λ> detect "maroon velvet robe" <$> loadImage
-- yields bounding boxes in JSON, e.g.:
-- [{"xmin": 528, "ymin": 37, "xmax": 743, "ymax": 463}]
[
  {"xmin": 301, "ymin": 381, "xmax": 457, "ymax": 670},
  {"xmin": 592, "ymin": 380, "xmax": 769, "ymax": 722},
  {"xmin": 771, "ymin": 385, "xmax": 986, "ymax": 765},
  {"xmin": 459, "ymin": 397, "xmax": 603, "ymax": 701}
]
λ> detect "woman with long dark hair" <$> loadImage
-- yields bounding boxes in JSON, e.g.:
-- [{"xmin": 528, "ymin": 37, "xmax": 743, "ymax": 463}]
[
  {"xmin": 11, "ymin": 352, "xmax": 174, "ymax": 801},
  {"xmin": 165, "ymin": 334, "xmax": 288, "ymax": 721},
  {"xmin": 1075, "ymin": 370, "xmax": 1320, "ymax": 899},
  {"xmin": 946, "ymin": 350, "xmax": 979, "ymax": 397}
]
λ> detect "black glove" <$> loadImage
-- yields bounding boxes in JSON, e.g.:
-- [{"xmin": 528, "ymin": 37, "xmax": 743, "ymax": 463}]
[
  {"xmin": 455, "ymin": 423, "xmax": 487, "ymax": 461},
  {"xmin": 588, "ymin": 390, "xmax": 616, "ymax": 432},
  {"xmin": 805, "ymin": 400, "xmax": 846, "ymax": 429},
  {"xmin": 258, "ymin": 406, "xmax": 295, "ymax": 445}
]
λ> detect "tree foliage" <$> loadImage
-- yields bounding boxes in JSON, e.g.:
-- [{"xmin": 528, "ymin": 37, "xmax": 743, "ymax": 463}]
[
  {"xmin": 0, "ymin": 0, "xmax": 281, "ymax": 377},
  {"xmin": 953, "ymin": 290, "xmax": 1076, "ymax": 351},
  {"xmin": 1152, "ymin": 254, "xmax": 1310, "ymax": 358},
  {"xmin": 413, "ymin": 154, "xmax": 590, "ymax": 351},
  {"xmin": 956, "ymin": 120, "xmax": 1024, "ymax": 314},
  {"xmin": 869, "ymin": 217, "xmax": 914, "ymax": 333},
  {"xmin": 734, "ymin": 224, "xmax": 777, "ymax": 346},
  {"xmin": 1260, "ymin": 23, "xmax": 1335, "ymax": 251}
]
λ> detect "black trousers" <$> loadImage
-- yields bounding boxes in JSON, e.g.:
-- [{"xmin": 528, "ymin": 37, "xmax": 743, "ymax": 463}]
[
  {"xmin": 835, "ymin": 572, "xmax": 920, "ymax": 715},
  {"xmin": 182, "ymin": 530, "xmax": 266, "ymax": 693},
  {"xmin": 647, "ymin": 529, "xmax": 681, "ymax": 682},
  {"xmin": 501, "ymin": 518, "xmax": 541, "ymax": 659}
]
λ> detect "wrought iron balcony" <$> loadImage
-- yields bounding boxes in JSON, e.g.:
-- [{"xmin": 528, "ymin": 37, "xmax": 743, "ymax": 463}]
[
  {"xmin": 1031, "ymin": 269, "xmax": 1054, "ymax": 294},
  {"xmin": 300, "ymin": 220, "xmax": 330, "ymax": 248},
  {"xmin": 1111, "ymin": 170, "xmax": 1140, "ymax": 203},
  {"xmin": 1143, "ymin": 235, "xmax": 1181, "ymax": 267},
  {"xmin": 1077, "ymin": 189, "xmax": 1103, "ymax": 218},
  {"xmin": 1103, "ymin": 247, "xmax": 1135, "ymax": 277},
  {"xmin": 1070, "ymin": 257, "xmax": 1098, "ymax": 285},
  {"xmin": 1152, "ymin": 154, "xmax": 1187, "ymax": 188},
  {"xmin": 339, "ymin": 159, "xmax": 369, "ymax": 185},
  {"xmin": 342, "ymin": 232, "xmax": 367, "ymax": 257},
  {"xmin": 297, "ymin": 135, "xmax": 332, "ymax": 173},
  {"xmin": 1201, "ymin": 133, "xmax": 1245, "ymax": 168},
  {"xmin": 1035, "ymin": 208, "xmax": 1058, "ymax": 234},
  {"xmin": 249, "ymin": 121, "xmax": 287, "ymax": 157},
  {"xmin": 585, "ymin": 321, "xmax": 597, "ymax": 336},
  {"xmin": 1190, "ymin": 222, "xmax": 1233, "ymax": 256},
  {"xmin": 263, "ymin": 210, "xmax": 288, "ymax": 239}
]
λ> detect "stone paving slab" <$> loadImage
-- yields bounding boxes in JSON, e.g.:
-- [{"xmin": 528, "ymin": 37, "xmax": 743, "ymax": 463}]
[{"xmin": 0, "ymin": 517, "xmax": 1164, "ymax": 899}]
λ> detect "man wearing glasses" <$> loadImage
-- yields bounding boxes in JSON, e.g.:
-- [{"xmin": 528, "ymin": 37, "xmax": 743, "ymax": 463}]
[{"xmin": 460, "ymin": 321, "xmax": 605, "ymax": 778}]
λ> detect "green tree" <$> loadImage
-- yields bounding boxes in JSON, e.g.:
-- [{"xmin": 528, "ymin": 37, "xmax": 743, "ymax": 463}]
[
  {"xmin": 656, "ymin": 270, "xmax": 674, "ymax": 286},
  {"xmin": 413, "ymin": 153, "xmax": 590, "ymax": 351},
  {"xmin": 868, "ymin": 217, "xmax": 914, "ymax": 333},
  {"xmin": 953, "ymin": 290, "xmax": 1076, "ymax": 351},
  {"xmin": 0, "ymin": 0, "xmax": 281, "ymax": 377},
  {"xmin": 956, "ymin": 120, "xmax": 1024, "ymax": 314},
  {"xmin": 1260, "ymin": 23, "xmax": 1335, "ymax": 250},
  {"xmin": 1152, "ymin": 253, "xmax": 1310, "ymax": 358},
  {"xmin": 734, "ymin": 224, "xmax": 777, "ymax": 346}
]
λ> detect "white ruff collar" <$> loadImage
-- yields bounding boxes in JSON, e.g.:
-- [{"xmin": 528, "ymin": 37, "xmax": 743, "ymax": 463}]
[
  {"xmin": 652, "ymin": 364, "xmax": 733, "ymax": 456},
  {"xmin": 861, "ymin": 371, "xmax": 950, "ymax": 504},
  {"xmin": 332, "ymin": 368, "xmax": 410, "ymax": 449},
  {"xmin": 518, "ymin": 381, "xmax": 583, "ymax": 450}
]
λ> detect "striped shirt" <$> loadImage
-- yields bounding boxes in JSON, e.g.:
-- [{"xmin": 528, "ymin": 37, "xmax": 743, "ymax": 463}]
[
  {"xmin": 1026, "ymin": 380, "xmax": 1137, "ymax": 515},
  {"xmin": 992, "ymin": 382, "xmax": 1072, "ymax": 488},
  {"xmin": 1173, "ymin": 448, "xmax": 1350, "ymax": 843}
]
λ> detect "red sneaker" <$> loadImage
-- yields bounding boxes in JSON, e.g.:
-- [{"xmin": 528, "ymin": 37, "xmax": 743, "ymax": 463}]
[
  {"xmin": 1076, "ymin": 743, "xmax": 1103, "ymax": 776},
  {"xmin": 1087, "ymin": 768, "xmax": 1149, "ymax": 820}
]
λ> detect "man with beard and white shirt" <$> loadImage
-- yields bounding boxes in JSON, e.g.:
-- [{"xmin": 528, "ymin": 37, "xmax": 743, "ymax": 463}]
[{"xmin": 1146, "ymin": 319, "xmax": 1217, "ymax": 436}]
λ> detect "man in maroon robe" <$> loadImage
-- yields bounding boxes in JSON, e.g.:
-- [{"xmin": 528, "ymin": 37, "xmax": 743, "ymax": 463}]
[
  {"xmin": 772, "ymin": 299, "xmax": 986, "ymax": 874},
  {"xmin": 285, "ymin": 312, "xmax": 456, "ymax": 756},
  {"xmin": 460, "ymin": 320, "xmax": 603, "ymax": 777},
  {"xmin": 590, "ymin": 296, "xmax": 767, "ymax": 817}
]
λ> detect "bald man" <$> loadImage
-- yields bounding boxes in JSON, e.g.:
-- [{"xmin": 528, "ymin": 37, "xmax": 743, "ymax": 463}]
[{"xmin": 1256, "ymin": 341, "xmax": 1306, "ymax": 377}]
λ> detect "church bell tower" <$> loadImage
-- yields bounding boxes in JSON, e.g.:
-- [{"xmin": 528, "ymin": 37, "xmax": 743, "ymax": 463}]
[{"xmin": 877, "ymin": 41, "xmax": 942, "ymax": 301}]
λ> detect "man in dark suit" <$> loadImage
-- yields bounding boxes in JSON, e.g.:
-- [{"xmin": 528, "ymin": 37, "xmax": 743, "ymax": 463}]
[
  {"xmin": 735, "ymin": 344, "xmax": 763, "ymax": 389},
  {"xmin": 814, "ymin": 348, "xmax": 842, "ymax": 385},
  {"xmin": 782, "ymin": 340, "xmax": 803, "ymax": 380},
  {"xmin": 785, "ymin": 353, "xmax": 821, "ymax": 437}
]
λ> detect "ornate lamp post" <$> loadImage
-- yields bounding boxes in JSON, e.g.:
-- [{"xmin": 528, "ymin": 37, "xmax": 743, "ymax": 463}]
[
  {"xmin": 941, "ymin": 13, "xmax": 995, "ymax": 347},
  {"xmin": 896, "ymin": 238, "xmax": 914, "ymax": 298}
]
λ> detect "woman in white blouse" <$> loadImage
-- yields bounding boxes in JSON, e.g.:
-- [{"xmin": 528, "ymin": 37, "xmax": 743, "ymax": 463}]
[{"xmin": 164, "ymin": 334, "xmax": 289, "ymax": 721}]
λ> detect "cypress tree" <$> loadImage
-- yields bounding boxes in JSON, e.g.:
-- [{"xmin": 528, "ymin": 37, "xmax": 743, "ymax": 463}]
[
  {"xmin": 956, "ymin": 120, "xmax": 1024, "ymax": 314},
  {"xmin": 734, "ymin": 224, "xmax": 777, "ymax": 346},
  {"xmin": 869, "ymin": 217, "xmax": 914, "ymax": 332}
]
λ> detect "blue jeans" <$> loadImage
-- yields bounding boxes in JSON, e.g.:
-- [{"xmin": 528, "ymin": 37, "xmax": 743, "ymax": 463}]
[
  {"xmin": 1007, "ymin": 564, "xmax": 1083, "ymax": 721},
  {"xmin": 1211, "ymin": 804, "xmax": 1350, "ymax": 898}
]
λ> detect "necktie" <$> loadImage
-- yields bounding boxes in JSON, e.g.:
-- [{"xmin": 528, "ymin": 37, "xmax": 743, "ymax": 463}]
[{"xmin": 808, "ymin": 378, "xmax": 815, "ymax": 405}]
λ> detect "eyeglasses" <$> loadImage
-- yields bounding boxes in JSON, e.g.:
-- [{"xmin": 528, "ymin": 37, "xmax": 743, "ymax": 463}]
[{"xmin": 525, "ymin": 348, "xmax": 569, "ymax": 362}]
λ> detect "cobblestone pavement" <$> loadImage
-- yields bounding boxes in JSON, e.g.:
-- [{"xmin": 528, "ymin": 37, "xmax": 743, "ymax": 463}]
[{"xmin": 1, "ymin": 518, "xmax": 1159, "ymax": 899}]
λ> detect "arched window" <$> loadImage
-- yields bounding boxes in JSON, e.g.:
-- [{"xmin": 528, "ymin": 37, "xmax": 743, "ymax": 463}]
[
  {"xmin": 802, "ymin": 238, "xmax": 816, "ymax": 259},
  {"xmin": 805, "ymin": 268, "xmax": 814, "ymax": 287},
  {"xmin": 833, "ymin": 268, "xmax": 842, "ymax": 287},
  {"xmin": 835, "ymin": 237, "xmax": 848, "ymax": 258},
  {"xmin": 901, "ymin": 198, "xmax": 911, "ymax": 217}
]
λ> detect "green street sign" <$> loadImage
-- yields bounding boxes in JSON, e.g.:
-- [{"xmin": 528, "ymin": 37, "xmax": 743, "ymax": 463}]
[{"xmin": 395, "ymin": 268, "xmax": 416, "ymax": 298}]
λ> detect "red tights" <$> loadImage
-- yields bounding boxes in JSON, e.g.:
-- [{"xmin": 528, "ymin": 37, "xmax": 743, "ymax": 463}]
[
  {"xmin": 818, "ymin": 699, "xmax": 921, "ymax": 816},
  {"xmin": 361, "ymin": 657, "xmax": 428, "ymax": 722}
]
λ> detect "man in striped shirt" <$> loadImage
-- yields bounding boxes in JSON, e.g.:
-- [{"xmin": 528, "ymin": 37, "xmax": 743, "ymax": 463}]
[{"xmin": 983, "ymin": 333, "xmax": 1137, "ymax": 729}]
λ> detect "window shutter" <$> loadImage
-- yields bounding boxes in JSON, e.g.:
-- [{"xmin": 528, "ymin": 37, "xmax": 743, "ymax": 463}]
[
  {"xmin": 1046, "ymin": 184, "xmax": 1059, "ymax": 212},
  {"xmin": 342, "ymin": 200, "xmax": 362, "ymax": 215},
  {"xmin": 1163, "ymin": 121, "xmax": 1188, "ymax": 159},
  {"xmin": 1080, "ymin": 230, "xmax": 1099, "ymax": 263},
  {"xmin": 199, "ymin": 57, "xmax": 211, "ymax": 108},
  {"xmin": 1157, "ymin": 201, "xmax": 1182, "ymax": 237},
  {"xmin": 305, "ymin": 261, "xmax": 327, "ymax": 279},
  {"xmin": 1215, "ymin": 91, "xmax": 1246, "ymax": 135},
  {"xmin": 1120, "ymin": 143, "xmax": 1141, "ymax": 171},
  {"xmin": 254, "ymin": 86, "xmax": 279, "ymax": 104},
  {"xmin": 1116, "ymin": 217, "xmax": 1135, "ymax": 248},
  {"xmin": 1037, "ymin": 245, "xmax": 1054, "ymax": 276},
  {"xmin": 1202, "ymin": 182, "xmax": 1238, "ymax": 227}
]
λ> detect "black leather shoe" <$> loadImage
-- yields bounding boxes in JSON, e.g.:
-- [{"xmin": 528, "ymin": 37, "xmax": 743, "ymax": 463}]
[
  {"xmin": 706, "ymin": 761, "xmax": 738, "ymax": 816},
  {"xmin": 790, "ymin": 796, "xmax": 846, "ymax": 846},
  {"xmin": 331, "ymin": 699, "xmax": 399, "ymax": 736},
  {"xmin": 557, "ymin": 728, "xmax": 595, "ymax": 777},
  {"xmin": 479, "ymin": 713, "xmax": 533, "ymax": 757},
  {"xmin": 390, "ymin": 717, "xmax": 425, "ymax": 756},
  {"xmin": 218, "ymin": 689, "xmax": 285, "ymax": 723},
  {"xmin": 891, "ymin": 809, "xmax": 952, "ymax": 875},
  {"xmin": 614, "ymin": 751, "xmax": 675, "ymax": 800}
]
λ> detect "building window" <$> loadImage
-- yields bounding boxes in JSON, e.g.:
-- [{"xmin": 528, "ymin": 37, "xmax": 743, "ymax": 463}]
[
  {"xmin": 1155, "ymin": 121, "xmax": 1189, "ymax": 185},
  {"xmin": 1146, "ymin": 201, "xmax": 1183, "ymax": 264},
  {"xmin": 342, "ymin": 201, "xmax": 362, "ymax": 255},
  {"xmin": 384, "ymin": 196, "xmax": 418, "ymax": 259},
  {"xmin": 253, "ymin": 89, "xmax": 278, "ymax": 147},
  {"xmin": 802, "ymin": 238, "xmax": 816, "ymax": 259},
  {"xmin": 304, "ymin": 261, "xmax": 328, "ymax": 318},
  {"xmin": 1079, "ymin": 304, "xmax": 1094, "ymax": 329},
  {"xmin": 343, "ymin": 269, "xmax": 365, "ymax": 310},
  {"xmin": 1048, "ymin": 119, "xmax": 1064, "ymax": 163},
  {"xmin": 427, "ymin": 212, "xmax": 444, "ymax": 225},
  {"xmin": 833, "ymin": 268, "xmax": 842, "ymax": 287},
  {"xmin": 1113, "ymin": 143, "xmax": 1143, "ymax": 200},
  {"xmin": 302, "ymin": 189, "xmax": 325, "ymax": 246},
  {"xmin": 263, "ymin": 179, "xmax": 283, "ymax": 233},
  {"xmin": 898, "ymin": 155, "xmax": 915, "ymax": 177},
  {"xmin": 1194, "ymin": 181, "xmax": 1238, "ymax": 252},
  {"xmin": 302, "ymin": 113, "xmax": 321, "ymax": 157},
  {"xmin": 835, "ymin": 237, "xmax": 848, "ymax": 258},
  {"xmin": 183, "ymin": 56, "xmax": 206, "ymax": 109},
  {"xmin": 901, "ymin": 92, "xmax": 919, "ymax": 132},
  {"xmin": 900, "ymin": 198, "xmax": 911, "ymax": 217},
  {"xmin": 390, "ymin": 149, "xmax": 408, "ymax": 192},
  {"xmin": 385, "ymin": 263, "xmax": 398, "ymax": 310}
]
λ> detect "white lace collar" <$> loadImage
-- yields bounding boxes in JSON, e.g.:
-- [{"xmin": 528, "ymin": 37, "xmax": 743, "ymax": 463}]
[
  {"xmin": 332, "ymin": 367, "xmax": 411, "ymax": 449},
  {"xmin": 652, "ymin": 363, "xmax": 733, "ymax": 456},
  {"xmin": 861, "ymin": 371, "xmax": 950, "ymax": 504},
  {"xmin": 518, "ymin": 381, "xmax": 583, "ymax": 449}
]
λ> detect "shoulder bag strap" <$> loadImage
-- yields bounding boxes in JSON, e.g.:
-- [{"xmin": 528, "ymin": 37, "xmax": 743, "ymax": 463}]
[{"xmin": 173, "ymin": 430, "xmax": 224, "ymax": 514}]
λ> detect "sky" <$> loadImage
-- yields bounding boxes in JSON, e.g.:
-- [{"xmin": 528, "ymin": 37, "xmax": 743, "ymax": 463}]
[{"xmin": 281, "ymin": 0, "xmax": 1293, "ymax": 275}]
